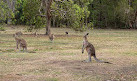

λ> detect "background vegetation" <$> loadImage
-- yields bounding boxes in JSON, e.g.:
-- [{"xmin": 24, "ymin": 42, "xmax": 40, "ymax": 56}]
[{"xmin": 1, "ymin": 0, "xmax": 137, "ymax": 32}]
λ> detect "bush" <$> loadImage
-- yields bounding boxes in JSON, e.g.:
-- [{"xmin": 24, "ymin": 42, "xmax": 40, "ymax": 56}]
[{"xmin": 0, "ymin": 25, "xmax": 5, "ymax": 31}]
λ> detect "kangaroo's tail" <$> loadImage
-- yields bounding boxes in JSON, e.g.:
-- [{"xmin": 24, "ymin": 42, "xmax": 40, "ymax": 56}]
[
  {"xmin": 93, "ymin": 55, "xmax": 112, "ymax": 64},
  {"xmin": 28, "ymin": 51, "xmax": 36, "ymax": 53}
]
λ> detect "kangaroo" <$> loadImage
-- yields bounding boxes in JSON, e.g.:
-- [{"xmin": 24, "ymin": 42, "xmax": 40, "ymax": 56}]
[
  {"xmin": 13, "ymin": 34, "xmax": 27, "ymax": 52},
  {"xmin": 15, "ymin": 31, "xmax": 23, "ymax": 36},
  {"xmin": 49, "ymin": 34, "xmax": 54, "ymax": 42},
  {"xmin": 65, "ymin": 32, "xmax": 68, "ymax": 35},
  {"xmin": 82, "ymin": 33, "xmax": 111, "ymax": 64}
]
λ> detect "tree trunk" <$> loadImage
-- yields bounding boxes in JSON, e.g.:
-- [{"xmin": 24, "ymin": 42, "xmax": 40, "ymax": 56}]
[
  {"xmin": 67, "ymin": 19, "xmax": 69, "ymax": 27},
  {"xmin": 99, "ymin": 0, "xmax": 102, "ymax": 26},
  {"xmin": 53, "ymin": 16, "xmax": 56, "ymax": 27},
  {"xmin": 134, "ymin": 10, "xmax": 137, "ymax": 28},
  {"xmin": 45, "ymin": 0, "xmax": 52, "ymax": 35},
  {"xmin": 46, "ymin": 16, "xmax": 51, "ymax": 35},
  {"xmin": 85, "ymin": 14, "xmax": 87, "ymax": 28}
]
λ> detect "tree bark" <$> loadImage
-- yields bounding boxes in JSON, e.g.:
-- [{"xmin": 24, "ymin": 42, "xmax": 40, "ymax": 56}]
[
  {"xmin": 45, "ymin": 0, "xmax": 53, "ymax": 35},
  {"xmin": 53, "ymin": 16, "xmax": 56, "ymax": 27},
  {"xmin": 134, "ymin": 10, "xmax": 137, "ymax": 28},
  {"xmin": 85, "ymin": 13, "xmax": 87, "ymax": 28}
]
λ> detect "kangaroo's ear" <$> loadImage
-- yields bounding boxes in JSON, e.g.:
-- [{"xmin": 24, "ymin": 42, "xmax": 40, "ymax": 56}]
[{"xmin": 86, "ymin": 33, "xmax": 89, "ymax": 35}]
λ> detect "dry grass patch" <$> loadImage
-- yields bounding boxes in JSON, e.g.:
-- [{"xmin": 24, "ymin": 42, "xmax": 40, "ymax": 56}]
[{"xmin": 0, "ymin": 26, "xmax": 137, "ymax": 81}]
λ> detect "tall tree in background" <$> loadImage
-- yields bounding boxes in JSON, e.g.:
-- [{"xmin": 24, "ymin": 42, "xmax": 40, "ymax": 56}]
[
  {"xmin": 45, "ymin": 0, "xmax": 53, "ymax": 35},
  {"xmin": 38, "ymin": 0, "xmax": 53, "ymax": 35}
]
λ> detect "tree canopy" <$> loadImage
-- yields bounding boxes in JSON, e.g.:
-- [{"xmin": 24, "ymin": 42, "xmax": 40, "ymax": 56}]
[{"xmin": 0, "ymin": 0, "xmax": 137, "ymax": 32}]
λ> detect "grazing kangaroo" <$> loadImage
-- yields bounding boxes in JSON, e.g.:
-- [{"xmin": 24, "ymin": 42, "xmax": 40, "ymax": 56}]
[
  {"xmin": 82, "ymin": 33, "xmax": 111, "ymax": 64},
  {"xmin": 13, "ymin": 34, "xmax": 27, "ymax": 52},
  {"xmin": 65, "ymin": 32, "xmax": 68, "ymax": 35},
  {"xmin": 49, "ymin": 34, "xmax": 54, "ymax": 42}
]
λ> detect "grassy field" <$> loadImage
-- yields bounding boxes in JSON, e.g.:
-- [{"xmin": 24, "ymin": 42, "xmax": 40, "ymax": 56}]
[{"xmin": 0, "ymin": 25, "xmax": 137, "ymax": 81}]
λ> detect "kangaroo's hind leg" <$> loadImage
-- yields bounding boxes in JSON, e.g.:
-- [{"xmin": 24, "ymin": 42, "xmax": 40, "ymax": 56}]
[
  {"xmin": 87, "ymin": 53, "xmax": 92, "ymax": 62},
  {"xmin": 83, "ymin": 51, "xmax": 92, "ymax": 62}
]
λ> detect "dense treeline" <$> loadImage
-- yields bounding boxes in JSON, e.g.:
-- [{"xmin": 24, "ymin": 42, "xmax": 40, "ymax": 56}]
[
  {"xmin": 0, "ymin": 0, "xmax": 137, "ymax": 32},
  {"xmin": 91, "ymin": 0, "xmax": 137, "ymax": 29}
]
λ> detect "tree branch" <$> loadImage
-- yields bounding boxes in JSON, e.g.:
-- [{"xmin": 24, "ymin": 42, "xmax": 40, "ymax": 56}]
[{"xmin": 39, "ymin": 0, "xmax": 43, "ymax": 14}]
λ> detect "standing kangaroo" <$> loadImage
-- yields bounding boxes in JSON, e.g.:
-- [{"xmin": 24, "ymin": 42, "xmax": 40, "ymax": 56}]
[
  {"xmin": 82, "ymin": 33, "xmax": 111, "ymax": 64},
  {"xmin": 13, "ymin": 34, "xmax": 27, "ymax": 52}
]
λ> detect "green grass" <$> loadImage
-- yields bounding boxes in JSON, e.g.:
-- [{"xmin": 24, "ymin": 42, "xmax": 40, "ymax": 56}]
[{"xmin": 0, "ymin": 25, "xmax": 137, "ymax": 81}]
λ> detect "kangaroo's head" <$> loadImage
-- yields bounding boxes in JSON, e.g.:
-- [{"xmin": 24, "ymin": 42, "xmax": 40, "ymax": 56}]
[
  {"xmin": 51, "ymin": 34, "xmax": 54, "ymax": 36},
  {"xmin": 50, "ymin": 34, "xmax": 55, "ymax": 38},
  {"xmin": 83, "ymin": 33, "xmax": 89, "ymax": 40},
  {"xmin": 65, "ymin": 32, "xmax": 68, "ymax": 35},
  {"xmin": 15, "ymin": 31, "xmax": 23, "ymax": 36},
  {"xmin": 13, "ymin": 34, "xmax": 17, "ymax": 37},
  {"xmin": 84, "ymin": 33, "xmax": 89, "ymax": 37}
]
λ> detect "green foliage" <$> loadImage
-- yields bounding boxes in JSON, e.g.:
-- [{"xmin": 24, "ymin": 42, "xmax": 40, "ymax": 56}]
[
  {"xmin": 71, "ymin": 0, "xmax": 91, "ymax": 31},
  {"xmin": 90, "ymin": 0, "xmax": 137, "ymax": 29},
  {"xmin": 2, "ymin": 0, "xmax": 137, "ymax": 30},
  {"xmin": 0, "ymin": 27, "xmax": 5, "ymax": 31},
  {"xmin": 115, "ymin": 0, "xmax": 131, "ymax": 23},
  {"xmin": 22, "ymin": 0, "xmax": 46, "ymax": 32},
  {"xmin": 90, "ymin": 0, "xmax": 117, "ymax": 28},
  {"xmin": 13, "ymin": 0, "xmax": 25, "ymax": 24},
  {"xmin": 0, "ymin": 25, "xmax": 5, "ymax": 31},
  {"xmin": 51, "ymin": 0, "xmax": 92, "ymax": 31},
  {"xmin": 0, "ymin": 1, "xmax": 14, "ymax": 22},
  {"xmin": 87, "ymin": 22, "xmax": 93, "ymax": 29},
  {"xmin": 132, "ymin": 0, "xmax": 137, "ymax": 9},
  {"xmin": 70, "ymin": 4, "xmax": 83, "ymax": 31}
]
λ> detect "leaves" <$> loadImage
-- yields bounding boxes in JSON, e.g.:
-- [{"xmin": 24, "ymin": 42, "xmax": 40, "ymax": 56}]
[
  {"xmin": 22, "ymin": 0, "xmax": 46, "ymax": 31},
  {"xmin": 1, "ymin": 0, "xmax": 137, "ymax": 29},
  {"xmin": 0, "ymin": 1, "xmax": 14, "ymax": 21}
]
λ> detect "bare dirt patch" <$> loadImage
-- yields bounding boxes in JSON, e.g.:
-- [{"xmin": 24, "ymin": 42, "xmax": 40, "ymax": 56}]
[
  {"xmin": 45, "ymin": 59, "xmax": 137, "ymax": 81},
  {"xmin": 0, "ymin": 74, "xmax": 22, "ymax": 81}
]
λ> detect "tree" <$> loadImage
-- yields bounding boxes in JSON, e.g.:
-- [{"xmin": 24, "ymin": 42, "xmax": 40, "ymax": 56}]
[
  {"xmin": 0, "ymin": 0, "xmax": 14, "ymax": 23},
  {"xmin": 22, "ymin": 0, "xmax": 46, "ymax": 34},
  {"xmin": 45, "ymin": 0, "xmax": 53, "ymax": 35},
  {"xmin": 13, "ymin": 0, "xmax": 25, "ymax": 25},
  {"xmin": 15, "ymin": 0, "xmax": 93, "ymax": 33},
  {"xmin": 131, "ymin": 0, "xmax": 137, "ymax": 28},
  {"xmin": 37, "ymin": 0, "xmax": 53, "ymax": 35},
  {"xmin": 50, "ymin": 0, "xmax": 92, "ymax": 31}
]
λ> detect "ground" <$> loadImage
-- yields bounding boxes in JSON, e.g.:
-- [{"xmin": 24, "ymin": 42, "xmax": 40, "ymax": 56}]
[{"xmin": 0, "ymin": 25, "xmax": 137, "ymax": 81}]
